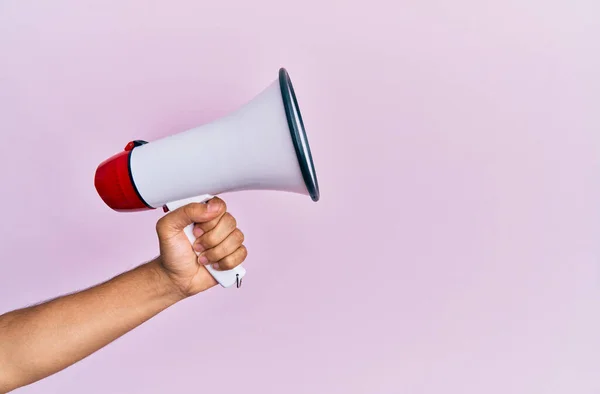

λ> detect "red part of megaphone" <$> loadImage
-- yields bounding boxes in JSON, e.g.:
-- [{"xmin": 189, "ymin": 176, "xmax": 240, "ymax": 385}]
[{"xmin": 94, "ymin": 141, "xmax": 153, "ymax": 212}]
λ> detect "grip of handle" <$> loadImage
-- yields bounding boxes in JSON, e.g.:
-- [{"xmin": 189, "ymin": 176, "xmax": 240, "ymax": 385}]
[{"xmin": 164, "ymin": 195, "xmax": 246, "ymax": 288}]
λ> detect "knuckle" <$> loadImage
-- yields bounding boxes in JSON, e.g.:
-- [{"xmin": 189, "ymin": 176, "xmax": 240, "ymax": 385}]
[
  {"xmin": 203, "ymin": 249, "xmax": 218, "ymax": 261},
  {"xmin": 155, "ymin": 217, "xmax": 167, "ymax": 234},
  {"xmin": 221, "ymin": 254, "xmax": 240, "ymax": 270},
  {"xmin": 223, "ymin": 241, "xmax": 238, "ymax": 256},
  {"xmin": 218, "ymin": 246, "xmax": 247, "ymax": 270},
  {"xmin": 206, "ymin": 243, "xmax": 230, "ymax": 262},
  {"xmin": 202, "ymin": 232, "xmax": 218, "ymax": 247},
  {"xmin": 223, "ymin": 212, "xmax": 237, "ymax": 228},
  {"xmin": 185, "ymin": 202, "xmax": 208, "ymax": 220},
  {"xmin": 202, "ymin": 218, "xmax": 219, "ymax": 232},
  {"xmin": 182, "ymin": 203, "xmax": 196, "ymax": 218},
  {"xmin": 233, "ymin": 229, "xmax": 245, "ymax": 244},
  {"xmin": 219, "ymin": 258, "xmax": 235, "ymax": 270}
]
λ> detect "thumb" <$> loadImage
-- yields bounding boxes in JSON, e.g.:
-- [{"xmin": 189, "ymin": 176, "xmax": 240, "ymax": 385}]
[{"xmin": 156, "ymin": 199, "xmax": 225, "ymax": 237}]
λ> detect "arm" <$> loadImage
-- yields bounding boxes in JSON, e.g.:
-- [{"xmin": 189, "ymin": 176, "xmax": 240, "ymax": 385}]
[
  {"xmin": 0, "ymin": 259, "xmax": 182, "ymax": 392},
  {"xmin": 0, "ymin": 197, "xmax": 247, "ymax": 393}
]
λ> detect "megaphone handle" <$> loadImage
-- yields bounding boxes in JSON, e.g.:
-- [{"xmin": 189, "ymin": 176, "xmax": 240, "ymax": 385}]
[{"xmin": 164, "ymin": 195, "xmax": 247, "ymax": 289}]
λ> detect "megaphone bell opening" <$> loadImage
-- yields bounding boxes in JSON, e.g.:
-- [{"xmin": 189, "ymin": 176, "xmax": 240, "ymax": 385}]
[{"xmin": 278, "ymin": 68, "xmax": 320, "ymax": 202}]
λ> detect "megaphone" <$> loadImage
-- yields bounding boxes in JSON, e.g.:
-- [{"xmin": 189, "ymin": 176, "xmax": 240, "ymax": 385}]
[{"xmin": 94, "ymin": 68, "xmax": 320, "ymax": 288}]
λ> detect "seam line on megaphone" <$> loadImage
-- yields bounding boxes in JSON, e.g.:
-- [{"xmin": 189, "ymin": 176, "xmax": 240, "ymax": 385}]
[{"xmin": 126, "ymin": 140, "xmax": 154, "ymax": 209}]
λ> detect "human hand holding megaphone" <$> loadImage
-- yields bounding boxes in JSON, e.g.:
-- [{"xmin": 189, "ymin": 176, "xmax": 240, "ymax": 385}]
[
  {"xmin": 94, "ymin": 68, "xmax": 320, "ymax": 289},
  {"xmin": 155, "ymin": 197, "xmax": 247, "ymax": 295}
]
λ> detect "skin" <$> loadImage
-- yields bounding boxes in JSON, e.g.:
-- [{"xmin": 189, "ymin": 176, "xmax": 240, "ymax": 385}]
[{"xmin": 0, "ymin": 197, "xmax": 247, "ymax": 393}]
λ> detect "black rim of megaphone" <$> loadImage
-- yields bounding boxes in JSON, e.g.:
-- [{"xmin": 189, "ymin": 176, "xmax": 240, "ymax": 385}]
[{"xmin": 278, "ymin": 68, "xmax": 320, "ymax": 202}]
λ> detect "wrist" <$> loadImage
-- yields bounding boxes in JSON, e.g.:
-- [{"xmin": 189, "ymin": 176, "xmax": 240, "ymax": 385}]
[{"xmin": 146, "ymin": 258, "xmax": 189, "ymax": 303}]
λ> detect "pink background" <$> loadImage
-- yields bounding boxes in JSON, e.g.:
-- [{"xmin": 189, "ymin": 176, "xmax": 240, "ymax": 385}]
[{"xmin": 1, "ymin": 1, "xmax": 599, "ymax": 393}]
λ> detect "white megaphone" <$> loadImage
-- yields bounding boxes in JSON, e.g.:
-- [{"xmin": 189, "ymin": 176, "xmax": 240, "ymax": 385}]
[{"xmin": 94, "ymin": 68, "xmax": 320, "ymax": 289}]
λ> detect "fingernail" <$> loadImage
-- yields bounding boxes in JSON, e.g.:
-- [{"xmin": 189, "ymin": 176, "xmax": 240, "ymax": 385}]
[
  {"xmin": 198, "ymin": 255, "xmax": 208, "ymax": 264},
  {"xmin": 193, "ymin": 227, "xmax": 204, "ymax": 237},
  {"xmin": 212, "ymin": 263, "xmax": 220, "ymax": 270},
  {"xmin": 207, "ymin": 201, "xmax": 220, "ymax": 212},
  {"xmin": 194, "ymin": 242, "xmax": 205, "ymax": 252}
]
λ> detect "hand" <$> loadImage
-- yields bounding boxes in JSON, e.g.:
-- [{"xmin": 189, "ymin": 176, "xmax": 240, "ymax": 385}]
[{"xmin": 154, "ymin": 197, "xmax": 247, "ymax": 297}]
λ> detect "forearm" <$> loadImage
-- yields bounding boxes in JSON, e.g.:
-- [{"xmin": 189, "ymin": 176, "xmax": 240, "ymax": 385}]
[{"xmin": 0, "ymin": 258, "xmax": 185, "ymax": 393}]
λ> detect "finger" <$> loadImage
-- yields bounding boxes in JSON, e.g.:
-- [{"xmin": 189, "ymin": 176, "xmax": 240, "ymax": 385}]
[
  {"xmin": 194, "ymin": 212, "xmax": 237, "ymax": 252},
  {"xmin": 156, "ymin": 198, "xmax": 225, "ymax": 238},
  {"xmin": 199, "ymin": 228, "xmax": 244, "ymax": 262},
  {"xmin": 211, "ymin": 245, "xmax": 248, "ymax": 271},
  {"xmin": 193, "ymin": 197, "xmax": 228, "ymax": 236}
]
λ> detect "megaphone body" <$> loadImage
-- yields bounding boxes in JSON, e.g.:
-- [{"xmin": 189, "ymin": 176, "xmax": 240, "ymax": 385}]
[{"xmin": 94, "ymin": 68, "xmax": 320, "ymax": 288}]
